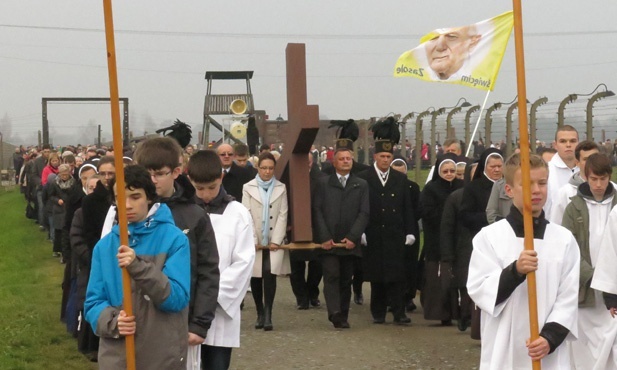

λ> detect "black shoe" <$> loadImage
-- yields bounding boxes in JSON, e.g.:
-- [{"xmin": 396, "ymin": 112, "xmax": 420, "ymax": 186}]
[
  {"xmin": 309, "ymin": 298, "xmax": 321, "ymax": 307},
  {"xmin": 353, "ymin": 292, "xmax": 364, "ymax": 305},
  {"xmin": 441, "ymin": 319, "xmax": 453, "ymax": 326},
  {"xmin": 394, "ymin": 315, "xmax": 411, "ymax": 325},
  {"xmin": 263, "ymin": 309, "xmax": 273, "ymax": 331},
  {"xmin": 255, "ymin": 314, "xmax": 264, "ymax": 329},
  {"xmin": 340, "ymin": 321, "xmax": 350, "ymax": 329},
  {"xmin": 373, "ymin": 317, "xmax": 385, "ymax": 324},
  {"xmin": 457, "ymin": 318, "xmax": 470, "ymax": 332},
  {"xmin": 330, "ymin": 312, "xmax": 344, "ymax": 328},
  {"xmin": 297, "ymin": 302, "xmax": 309, "ymax": 310},
  {"xmin": 406, "ymin": 301, "xmax": 417, "ymax": 312}
]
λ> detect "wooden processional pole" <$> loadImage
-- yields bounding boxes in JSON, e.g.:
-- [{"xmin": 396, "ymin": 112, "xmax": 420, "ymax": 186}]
[
  {"xmin": 102, "ymin": 1, "xmax": 136, "ymax": 369},
  {"xmin": 512, "ymin": 1, "xmax": 541, "ymax": 369}
]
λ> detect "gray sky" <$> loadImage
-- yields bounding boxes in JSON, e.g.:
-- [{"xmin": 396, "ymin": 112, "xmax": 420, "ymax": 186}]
[{"xmin": 1, "ymin": 0, "xmax": 616, "ymax": 146}]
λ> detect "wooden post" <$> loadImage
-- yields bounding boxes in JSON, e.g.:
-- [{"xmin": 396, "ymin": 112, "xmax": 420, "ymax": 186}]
[
  {"xmin": 512, "ymin": 1, "xmax": 541, "ymax": 369},
  {"xmin": 102, "ymin": 1, "xmax": 135, "ymax": 369},
  {"xmin": 275, "ymin": 43, "xmax": 320, "ymax": 242}
]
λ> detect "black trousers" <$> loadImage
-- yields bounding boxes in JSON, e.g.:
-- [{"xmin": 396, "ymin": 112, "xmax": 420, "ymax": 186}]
[
  {"xmin": 370, "ymin": 281, "xmax": 405, "ymax": 320},
  {"xmin": 201, "ymin": 345, "xmax": 232, "ymax": 370},
  {"xmin": 320, "ymin": 254, "xmax": 355, "ymax": 321},
  {"xmin": 289, "ymin": 260, "xmax": 322, "ymax": 305},
  {"xmin": 352, "ymin": 257, "xmax": 363, "ymax": 295}
]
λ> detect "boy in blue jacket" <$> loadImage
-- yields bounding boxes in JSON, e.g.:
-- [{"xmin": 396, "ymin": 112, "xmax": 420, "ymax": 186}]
[{"xmin": 85, "ymin": 165, "xmax": 191, "ymax": 369}]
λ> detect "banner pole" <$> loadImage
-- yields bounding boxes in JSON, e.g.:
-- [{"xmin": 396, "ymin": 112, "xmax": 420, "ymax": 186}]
[
  {"xmin": 465, "ymin": 90, "xmax": 491, "ymax": 158},
  {"xmin": 511, "ymin": 1, "xmax": 541, "ymax": 369},
  {"xmin": 102, "ymin": 1, "xmax": 136, "ymax": 369}
]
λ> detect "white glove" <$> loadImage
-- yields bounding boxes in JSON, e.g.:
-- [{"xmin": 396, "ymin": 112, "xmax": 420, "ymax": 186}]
[
  {"xmin": 405, "ymin": 234, "xmax": 416, "ymax": 245},
  {"xmin": 361, "ymin": 233, "xmax": 367, "ymax": 246}
]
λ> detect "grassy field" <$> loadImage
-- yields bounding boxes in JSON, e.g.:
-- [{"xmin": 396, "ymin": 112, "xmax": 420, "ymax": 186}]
[{"xmin": 0, "ymin": 189, "xmax": 95, "ymax": 370}]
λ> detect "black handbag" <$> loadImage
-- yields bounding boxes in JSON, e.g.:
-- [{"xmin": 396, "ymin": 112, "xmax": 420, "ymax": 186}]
[{"xmin": 25, "ymin": 201, "xmax": 37, "ymax": 220}]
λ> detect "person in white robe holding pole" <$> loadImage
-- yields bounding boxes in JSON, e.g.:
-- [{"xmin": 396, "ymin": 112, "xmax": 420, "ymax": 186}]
[{"xmin": 467, "ymin": 153, "xmax": 580, "ymax": 369}]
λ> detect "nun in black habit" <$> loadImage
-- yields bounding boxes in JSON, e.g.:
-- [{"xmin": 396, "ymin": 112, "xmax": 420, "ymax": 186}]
[{"xmin": 419, "ymin": 153, "xmax": 464, "ymax": 324}]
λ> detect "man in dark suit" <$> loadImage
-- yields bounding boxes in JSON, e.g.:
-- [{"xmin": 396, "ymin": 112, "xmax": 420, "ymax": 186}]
[
  {"xmin": 321, "ymin": 148, "xmax": 370, "ymax": 305},
  {"xmin": 313, "ymin": 139, "xmax": 370, "ymax": 329},
  {"xmin": 358, "ymin": 139, "xmax": 416, "ymax": 325},
  {"xmin": 217, "ymin": 143, "xmax": 254, "ymax": 202}
]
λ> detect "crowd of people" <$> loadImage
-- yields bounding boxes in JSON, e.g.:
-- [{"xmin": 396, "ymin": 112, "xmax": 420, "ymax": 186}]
[{"xmin": 12, "ymin": 123, "xmax": 617, "ymax": 369}]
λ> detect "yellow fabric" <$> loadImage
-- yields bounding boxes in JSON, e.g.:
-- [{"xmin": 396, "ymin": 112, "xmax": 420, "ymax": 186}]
[{"xmin": 393, "ymin": 11, "xmax": 513, "ymax": 91}]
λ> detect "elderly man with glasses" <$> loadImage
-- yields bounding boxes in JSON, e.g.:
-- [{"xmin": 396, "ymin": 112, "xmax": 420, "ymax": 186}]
[{"xmin": 217, "ymin": 143, "xmax": 254, "ymax": 202}]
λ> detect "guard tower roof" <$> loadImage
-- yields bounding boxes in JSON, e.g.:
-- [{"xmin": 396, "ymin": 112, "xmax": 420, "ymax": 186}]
[{"xmin": 205, "ymin": 71, "xmax": 254, "ymax": 80}]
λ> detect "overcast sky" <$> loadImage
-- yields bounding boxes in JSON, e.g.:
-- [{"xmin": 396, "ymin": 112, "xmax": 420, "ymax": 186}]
[{"xmin": 1, "ymin": 0, "xmax": 616, "ymax": 145}]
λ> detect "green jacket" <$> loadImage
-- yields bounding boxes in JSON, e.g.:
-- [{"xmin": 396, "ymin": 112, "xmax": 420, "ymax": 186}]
[{"xmin": 561, "ymin": 184, "xmax": 617, "ymax": 307}]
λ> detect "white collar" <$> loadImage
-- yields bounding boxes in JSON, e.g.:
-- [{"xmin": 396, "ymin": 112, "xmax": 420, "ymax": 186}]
[
  {"xmin": 373, "ymin": 162, "xmax": 390, "ymax": 186},
  {"xmin": 550, "ymin": 153, "xmax": 577, "ymax": 171}
]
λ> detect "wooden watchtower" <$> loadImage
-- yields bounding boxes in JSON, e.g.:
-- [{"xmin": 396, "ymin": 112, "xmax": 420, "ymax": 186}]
[{"xmin": 202, "ymin": 71, "xmax": 255, "ymax": 146}]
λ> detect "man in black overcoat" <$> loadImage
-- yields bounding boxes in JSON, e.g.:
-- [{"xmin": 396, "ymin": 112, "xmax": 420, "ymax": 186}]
[
  {"xmin": 313, "ymin": 140, "xmax": 370, "ymax": 328},
  {"xmin": 358, "ymin": 139, "xmax": 416, "ymax": 324},
  {"xmin": 217, "ymin": 143, "xmax": 254, "ymax": 202}
]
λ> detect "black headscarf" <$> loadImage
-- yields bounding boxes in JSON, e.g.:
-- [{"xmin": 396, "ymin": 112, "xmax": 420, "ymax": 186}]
[{"xmin": 472, "ymin": 147, "xmax": 504, "ymax": 181}]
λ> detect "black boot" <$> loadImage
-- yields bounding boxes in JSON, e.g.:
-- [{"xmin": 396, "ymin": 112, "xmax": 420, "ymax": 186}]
[
  {"xmin": 263, "ymin": 273, "xmax": 276, "ymax": 331},
  {"xmin": 251, "ymin": 278, "xmax": 264, "ymax": 329}
]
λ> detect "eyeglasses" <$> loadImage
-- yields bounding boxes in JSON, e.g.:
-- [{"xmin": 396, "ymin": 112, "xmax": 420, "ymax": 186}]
[
  {"xmin": 259, "ymin": 166, "xmax": 275, "ymax": 171},
  {"xmin": 441, "ymin": 169, "xmax": 456, "ymax": 174},
  {"xmin": 149, "ymin": 170, "xmax": 172, "ymax": 181},
  {"xmin": 219, "ymin": 152, "xmax": 234, "ymax": 157}
]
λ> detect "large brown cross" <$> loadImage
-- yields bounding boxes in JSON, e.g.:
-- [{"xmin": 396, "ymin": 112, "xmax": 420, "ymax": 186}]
[{"xmin": 274, "ymin": 43, "xmax": 320, "ymax": 243}]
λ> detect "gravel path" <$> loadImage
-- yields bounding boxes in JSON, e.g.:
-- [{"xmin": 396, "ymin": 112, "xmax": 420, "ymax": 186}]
[{"xmin": 231, "ymin": 276, "xmax": 480, "ymax": 369}]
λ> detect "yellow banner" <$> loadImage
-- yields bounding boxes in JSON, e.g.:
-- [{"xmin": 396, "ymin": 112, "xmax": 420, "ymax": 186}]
[{"xmin": 394, "ymin": 11, "xmax": 513, "ymax": 91}]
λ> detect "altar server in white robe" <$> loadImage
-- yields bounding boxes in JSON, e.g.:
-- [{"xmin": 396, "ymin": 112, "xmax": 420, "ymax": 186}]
[
  {"xmin": 468, "ymin": 153, "xmax": 580, "ymax": 370},
  {"xmin": 188, "ymin": 150, "xmax": 256, "ymax": 370},
  {"xmin": 562, "ymin": 153, "xmax": 617, "ymax": 370},
  {"xmin": 545, "ymin": 125, "xmax": 579, "ymax": 220},
  {"xmin": 547, "ymin": 140, "xmax": 599, "ymax": 225}
]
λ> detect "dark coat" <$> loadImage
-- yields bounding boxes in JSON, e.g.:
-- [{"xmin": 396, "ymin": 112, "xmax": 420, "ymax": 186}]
[
  {"xmin": 420, "ymin": 174, "xmax": 464, "ymax": 262},
  {"xmin": 459, "ymin": 175, "xmax": 495, "ymax": 236},
  {"xmin": 358, "ymin": 167, "xmax": 415, "ymax": 282},
  {"xmin": 81, "ymin": 181, "xmax": 111, "ymax": 253},
  {"xmin": 439, "ymin": 188, "xmax": 473, "ymax": 288},
  {"xmin": 460, "ymin": 148, "xmax": 504, "ymax": 236},
  {"xmin": 222, "ymin": 162, "xmax": 254, "ymax": 202},
  {"xmin": 159, "ymin": 174, "xmax": 220, "ymax": 339},
  {"xmin": 312, "ymin": 172, "xmax": 370, "ymax": 258},
  {"xmin": 70, "ymin": 208, "xmax": 89, "ymax": 308},
  {"xmin": 76, "ymin": 181, "xmax": 111, "ymax": 310},
  {"xmin": 47, "ymin": 178, "xmax": 74, "ymax": 228}
]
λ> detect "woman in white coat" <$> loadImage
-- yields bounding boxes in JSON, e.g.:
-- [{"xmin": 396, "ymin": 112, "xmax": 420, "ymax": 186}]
[{"xmin": 242, "ymin": 152, "xmax": 290, "ymax": 331}]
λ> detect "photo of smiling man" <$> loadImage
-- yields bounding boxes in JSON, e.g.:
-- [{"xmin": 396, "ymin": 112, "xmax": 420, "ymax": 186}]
[
  {"xmin": 394, "ymin": 11, "xmax": 513, "ymax": 91},
  {"xmin": 424, "ymin": 25, "xmax": 481, "ymax": 81}
]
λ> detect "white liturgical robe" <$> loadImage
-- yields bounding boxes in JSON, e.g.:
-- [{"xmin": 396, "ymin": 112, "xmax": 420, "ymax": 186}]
[{"xmin": 468, "ymin": 219, "xmax": 580, "ymax": 370}]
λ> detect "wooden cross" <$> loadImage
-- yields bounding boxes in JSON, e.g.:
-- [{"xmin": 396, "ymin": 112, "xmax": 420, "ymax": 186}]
[{"xmin": 274, "ymin": 43, "xmax": 320, "ymax": 242}]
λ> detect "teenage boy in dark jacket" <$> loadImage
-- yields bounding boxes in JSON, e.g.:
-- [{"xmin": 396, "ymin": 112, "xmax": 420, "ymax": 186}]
[{"xmin": 133, "ymin": 137, "xmax": 220, "ymax": 346}]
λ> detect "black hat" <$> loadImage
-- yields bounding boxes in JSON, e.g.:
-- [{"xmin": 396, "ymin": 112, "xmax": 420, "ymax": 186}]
[
  {"xmin": 156, "ymin": 119, "xmax": 192, "ymax": 149},
  {"xmin": 329, "ymin": 119, "xmax": 359, "ymax": 142},
  {"xmin": 335, "ymin": 138, "xmax": 354, "ymax": 152},
  {"xmin": 371, "ymin": 116, "xmax": 400, "ymax": 154},
  {"xmin": 374, "ymin": 139, "xmax": 394, "ymax": 154}
]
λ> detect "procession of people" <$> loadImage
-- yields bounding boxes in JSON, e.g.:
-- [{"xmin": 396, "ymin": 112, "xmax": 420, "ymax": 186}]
[{"xmin": 12, "ymin": 120, "xmax": 617, "ymax": 369}]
